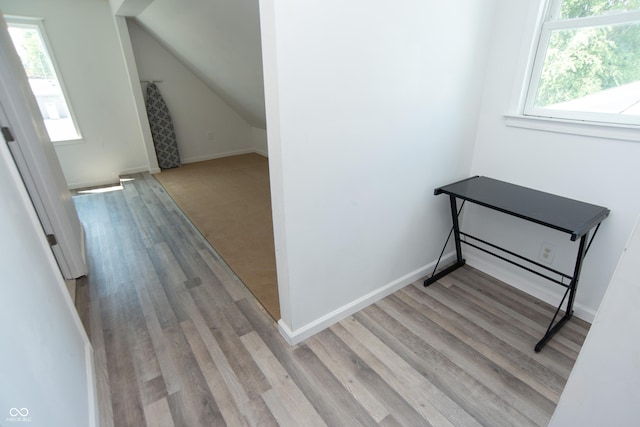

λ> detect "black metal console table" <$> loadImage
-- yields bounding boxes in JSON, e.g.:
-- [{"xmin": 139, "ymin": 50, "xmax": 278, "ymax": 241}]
[{"xmin": 424, "ymin": 176, "xmax": 609, "ymax": 352}]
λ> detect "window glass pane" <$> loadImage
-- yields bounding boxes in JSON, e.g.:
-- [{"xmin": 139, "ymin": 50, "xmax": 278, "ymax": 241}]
[
  {"xmin": 7, "ymin": 23, "xmax": 81, "ymax": 142},
  {"xmin": 560, "ymin": 0, "xmax": 640, "ymax": 20},
  {"xmin": 534, "ymin": 22, "xmax": 640, "ymax": 116}
]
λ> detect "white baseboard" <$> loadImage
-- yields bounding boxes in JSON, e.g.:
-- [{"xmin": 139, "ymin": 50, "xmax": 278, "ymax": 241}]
[
  {"xmin": 464, "ymin": 251, "xmax": 596, "ymax": 323},
  {"xmin": 278, "ymin": 248, "xmax": 597, "ymax": 346},
  {"xmin": 254, "ymin": 149, "xmax": 269, "ymax": 158},
  {"xmin": 278, "ymin": 257, "xmax": 452, "ymax": 345},
  {"xmin": 85, "ymin": 343, "xmax": 99, "ymax": 427},
  {"xmin": 67, "ymin": 166, "xmax": 150, "ymax": 190},
  {"xmin": 120, "ymin": 165, "xmax": 153, "ymax": 176},
  {"xmin": 68, "ymin": 176, "xmax": 120, "ymax": 190},
  {"xmin": 68, "ymin": 150, "xmax": 267, "ymax": 189},
  {"xmin": 181, "ymin": 148, "xmax": 260, "ymax": 164}
]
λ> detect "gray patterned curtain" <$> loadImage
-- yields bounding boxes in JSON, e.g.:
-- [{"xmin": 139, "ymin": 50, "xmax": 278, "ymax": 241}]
[{"xmin": 145, "ymin": 82, "xmax": 180, "ymax": 169}]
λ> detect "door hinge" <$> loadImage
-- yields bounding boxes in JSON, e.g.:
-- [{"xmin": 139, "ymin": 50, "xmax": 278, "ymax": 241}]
[
  {"xmin": 1, "ymin": 126, "xmax": 15, "ymax": 143},
  {"xmin": 46, "ymin": 234, "xmax": 58, "ymax": 246}
]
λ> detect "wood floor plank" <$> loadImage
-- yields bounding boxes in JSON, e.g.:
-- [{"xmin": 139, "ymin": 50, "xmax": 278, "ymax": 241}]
[
  {"xmin": 73, "ymin": 173, "xmax": 588, "ymax": 427},
  {"xmin": 306, "ymin": 333, "xmax": 391, "ymax": 423},
  {"xmin": 132, "ymin": 263, "xmax": 183, "ymax": 395},
  {"xmin": 88, "ymin": 296, "xmax": 115, "ymax": 427},
  {"xmin": 308, "ymin": 329, "xmax": 430, "ymax": 426},
  {"xmin": 456, "ymin": 267, "xmax": 590, "ymax": 342},
  {"xmin": 239, "ymin": 298, "xmax": 378, "ymax": 427},
  {"xmin": 121, "ymin": 180, "xmax": 159, "ymax": 249},
  {"xmin": 138, "ymin": 258, "xmax": 178, "ymax": 332},
  {"xmin": 427, "ymin": 281, "xmax": 576, "ymax": 377},
  {"xmin": 163, "ymin": 323, "xmax": 226, "ymax": 426},
  {"xmin": 143, "ymin": 397, "xmax": 175, "ymax": 427},
  {"xmin": 443, "ymin": 278, "xmax": 582, "ymax": 357},
  {"xmin": 241, "ymin": 331, "xmax": 327, "ymax": 427},
  {"xmin": 378, "ymin": 414, "xmax": 404, "ymax": 427},
  {"xmin": 188, "ymin": 283, "xmax": 272, "ymax": 400},
  {"xmin": 259, "ymin": 389, "xmax": 304, "ymax": 427},
  {"xmin": 378, "ymin": 294, "xmax": 553, "ymax": 426},
  {"xmin": 354, "ymin": 305, "xmax": 538, "ymax": 427},
  {"xmin": 102, "ymin": 292, "xmax": 146, "ymax": 427},
  {"xmin": 166, "ymin": 390, "xmax": 197, "ymax": 427},
  {"xmin": 75, "ymin": 275, "xmax": 90, "ymax": 331},
  {"xmin": 141, "ymin": 376, "xmax": 169, "ymax": 408},
  {"xmin": 220, "ymin": 301, "xmax": 256, "ymax": 337},
  {"xmin": 176, "ymin": 278, "xmax": 276, "ymax": 426},
  {"xmin": 180, "ymin": 319, "xmax": 252, "ymax": 427},
  {"xmin": 198, "ymin": 247, "xmax": 253, "ymax": 302},
  {"xmin": 400, "ymin": 284, "xmax": 566, "ymax": 402},
  {"xmin": 334, "ymin": 318, "xmax": 476, "ymax": 427},
  {"xmin": 146, "ymin": 243, "xmax": 191, "ymax": 324},
  {"xmin": 123, "ymin": 282, "xmax": 162, "ymax": 386},
  {"xmin": 203, "ymin": 302, "xmax": 272, "ymax": 400}
]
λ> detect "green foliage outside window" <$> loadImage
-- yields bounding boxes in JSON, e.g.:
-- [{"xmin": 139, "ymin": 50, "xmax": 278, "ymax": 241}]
[
  {"xmin": 560, "ymin": 0, "xmax": 640, "ymax": 19},
  {"xmin": 535, "ymin": 0, "xmax": 640, "ymax": 107},
  {"xmin": 8, "ymin": 27, "xmax": 54, "ymax": 80}
]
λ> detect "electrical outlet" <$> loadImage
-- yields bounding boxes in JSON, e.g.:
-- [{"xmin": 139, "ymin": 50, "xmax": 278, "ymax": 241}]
[
  {"xmin": 538, "ymin": 242, "xmax": 555, "ymax": 264},
  {"xmin": 207, "ymin": 131, "xmax": 214, "ymax": 142}
]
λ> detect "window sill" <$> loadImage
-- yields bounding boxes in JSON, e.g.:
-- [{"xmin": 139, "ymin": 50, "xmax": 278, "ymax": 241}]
[
  {"xmin": 52, "ymin": 138, "xmax": 84, "ymax": 147},
  {"xmin": 504, "ymin": 115, "xmax": 640, "ymax": 143}
]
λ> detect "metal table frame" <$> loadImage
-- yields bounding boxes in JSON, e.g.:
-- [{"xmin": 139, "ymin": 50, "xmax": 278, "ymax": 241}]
[{"xmin": 424, "ymin": 176, "xmax": 610, "ymax": 352}]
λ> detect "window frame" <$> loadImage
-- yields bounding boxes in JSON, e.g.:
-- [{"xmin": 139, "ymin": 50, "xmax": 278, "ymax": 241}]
[
  {"xmin": 5, "ymin": 15, "xmax": 82, "ymax": 144},
  {"xmin": 522, "ymin": 0, "xmax": 640, "ymax": 127}
]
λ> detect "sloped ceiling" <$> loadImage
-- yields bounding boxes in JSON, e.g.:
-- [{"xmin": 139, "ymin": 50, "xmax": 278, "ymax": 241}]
[{"xmin": 116, "ymin": 0, "xmax": 266, "ymax": 128}]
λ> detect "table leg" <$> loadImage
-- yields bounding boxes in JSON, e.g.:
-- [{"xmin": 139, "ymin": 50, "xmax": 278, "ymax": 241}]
[
  {"xmin": 424, "ymin": 195, "xmax": 466, "ymax": 286},
  {"xmin": 450, "ymin": 195, "xmax": 464, "ymax": 266},
  {"xmin": 534, "ymin": 234, "xmax": 588, "ymax": 352}
]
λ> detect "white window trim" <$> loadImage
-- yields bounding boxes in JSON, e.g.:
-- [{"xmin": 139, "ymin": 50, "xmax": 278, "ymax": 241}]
[
  {"xmin": 506, "ymin": 0, "xmax": 640, "ymax": 142},
  {"xmin": 5, "ymin": 15, "xmax": 83, "ymax": 145},
  {"xmin": 504, "ymin": 114, "xmax": 640, "ymax": 142}
]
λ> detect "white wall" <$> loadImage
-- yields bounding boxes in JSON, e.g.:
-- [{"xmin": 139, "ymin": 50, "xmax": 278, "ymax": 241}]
[
  {"xmin": 549, "ymin": 216, "xmax": 640, "ymax": 426},
  {"xmin": 250, "ymin": 126, "xmax": 268, "ymax": 157},
  {"xmin": 135, "ymin": 0, "xmax": 266, "ymax": 128},
  {"xmin": 0, "ymin": 0, "xmax": 150, "ymax": 188},
  {"xmin": 127, "ymin": 18, "xmax": 258, "ymax": 163},
  {"xmin": 110, "ymin": 0, "xmax": 153, "ymax": 16},
  {"xmin": 261, "ymin": 0, "xmax": 498, "ymax": 340},
  {"xmin": 0, "ymin": 126, "xmax": 96, "ymax": 427},
  {"xmin": 469, "ymin": 0, "xmax": 640, "ymax": 321}
]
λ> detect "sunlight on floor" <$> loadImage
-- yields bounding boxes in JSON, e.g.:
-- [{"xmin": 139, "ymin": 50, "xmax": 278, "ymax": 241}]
[{"xmin": 75, "ymin": 177, "xmax": 135, "ymax": 194}]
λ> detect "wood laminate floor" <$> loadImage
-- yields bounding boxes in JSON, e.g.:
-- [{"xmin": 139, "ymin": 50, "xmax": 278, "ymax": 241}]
[
  {"xmin": 154, "ymin": 154, "xmax": 279, "ymax": 320},
  {"xmin": 73, "ymin": 173, "xmax": 589, "ymax": 427}
]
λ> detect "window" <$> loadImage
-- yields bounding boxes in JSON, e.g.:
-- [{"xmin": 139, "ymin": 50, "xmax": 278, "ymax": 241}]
[
  {"xmin": 524, "ymin": 0, "xmax": 640, "ymax": 126},
  {"xmin": 6, "ymin": 17, "xmax": 81, "ymax": 142}
]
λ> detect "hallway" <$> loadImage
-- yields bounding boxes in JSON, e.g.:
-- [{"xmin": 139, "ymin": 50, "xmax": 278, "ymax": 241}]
[{"xmin": 73, "ymin": 173, "xmax": 588, "ymax": 426}]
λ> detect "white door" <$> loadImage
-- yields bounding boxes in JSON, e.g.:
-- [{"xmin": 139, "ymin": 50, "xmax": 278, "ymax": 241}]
[
  {"xmin": 0, "ymin": 13, "xmax": 86, "ymax": 279},
  {"xmin": 0, "ymin": 125, "xmax": 98, "ymax": 427}
]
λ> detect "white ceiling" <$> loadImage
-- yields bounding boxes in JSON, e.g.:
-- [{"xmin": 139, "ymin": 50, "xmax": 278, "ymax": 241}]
[{"xmin": 117, "ymin": 0, "xmax": 266, "ymax": 128}]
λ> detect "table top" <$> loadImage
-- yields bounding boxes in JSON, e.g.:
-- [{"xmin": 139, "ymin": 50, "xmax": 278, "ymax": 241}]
[{"xmin": 435, "ymin": 176, "xmax": 610, "ymax": 240}]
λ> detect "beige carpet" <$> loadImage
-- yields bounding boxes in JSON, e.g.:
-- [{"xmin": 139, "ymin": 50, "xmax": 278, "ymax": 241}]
[{"xmin": 154, "ymin": 154, "xmax": 279, "ymax": 320}]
